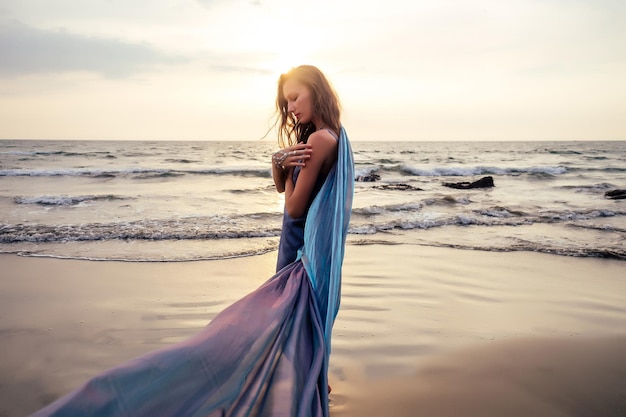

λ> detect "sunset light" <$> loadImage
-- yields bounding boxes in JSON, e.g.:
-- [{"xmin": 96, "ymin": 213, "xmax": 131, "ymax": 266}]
[{"xmin": 0, "ymin": 0, "xmax": 624, "ymax": 141}]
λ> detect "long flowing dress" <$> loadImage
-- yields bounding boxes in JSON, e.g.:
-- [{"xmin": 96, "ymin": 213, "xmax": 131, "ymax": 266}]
[{"xmin": 31, "ymin": 128, "xmax": 354, "ymax": 417}]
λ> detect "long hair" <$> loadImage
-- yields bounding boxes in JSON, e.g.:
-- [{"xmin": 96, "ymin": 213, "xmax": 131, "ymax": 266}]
[{"xmin": 275, "ymin": 65, "xmax": 341, "ymax": 147}]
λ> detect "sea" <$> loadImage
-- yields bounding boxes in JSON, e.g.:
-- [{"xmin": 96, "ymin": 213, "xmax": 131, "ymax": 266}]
[{"xmin": 0, "ymin": 139, "xmax": 624, "ymax": 262}]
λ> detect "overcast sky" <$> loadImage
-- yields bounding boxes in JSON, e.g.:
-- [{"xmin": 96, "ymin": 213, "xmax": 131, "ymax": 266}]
[{"xmin": 0, "ymin": 0, "xmax": 624, "ymax": 141}]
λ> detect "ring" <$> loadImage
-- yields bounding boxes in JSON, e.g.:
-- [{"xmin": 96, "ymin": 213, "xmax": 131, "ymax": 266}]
[{"xmin": 273, "ymin": 152, "xmax": 288, "ymax": 168}]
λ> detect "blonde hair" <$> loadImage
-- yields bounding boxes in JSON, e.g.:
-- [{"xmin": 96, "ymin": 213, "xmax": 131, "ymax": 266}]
[{"xmin": 275, "ymin": 65, "xmax": 341, "ymax": 147}]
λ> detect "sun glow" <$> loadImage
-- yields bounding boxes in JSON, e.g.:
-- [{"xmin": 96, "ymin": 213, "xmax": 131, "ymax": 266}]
[
  {"xmin": 209, "ymin": 3, "xmax": 337, "ymax": 124},
  {"xmin": 216, "ymin": 2, "xmax": 331, "ymax": 77}
]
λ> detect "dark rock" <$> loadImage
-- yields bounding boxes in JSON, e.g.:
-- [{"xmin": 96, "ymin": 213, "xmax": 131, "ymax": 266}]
[
  {"xmin": 442, "ymin": 176, "xmax": 495, "ymax": 189},
  {"xmin": 374, "ymin": 183, "xmax": 423, "ymax": 191},
  {"xmin": 356, "ymin": 174, "xmax": 381, "ymax": 182},
  {"xmin": 605, "ymin": 189, "xmax": 626, "ymax": 200}
]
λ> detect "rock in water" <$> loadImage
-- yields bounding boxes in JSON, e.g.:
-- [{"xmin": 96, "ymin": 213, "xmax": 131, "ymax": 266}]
[
  {"xmin": 605, "ymin": 189, "xmax": 626, "ymax": 200},
  {"xmin": 442, "ymin": 176, "xmax": 495, "ymax": 189},
  {"xmin": 374, "ymin": 183, "xmax": 423, "ymax": 191},
  {"xmin": 355, "ymin": 174, "xmax": 381, "ymax": 182}
]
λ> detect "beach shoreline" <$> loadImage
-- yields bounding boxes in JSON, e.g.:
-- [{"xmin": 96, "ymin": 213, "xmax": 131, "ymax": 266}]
[{"xmin": 2, "ymin": 245, "xmax": 626, "ymax": 416}]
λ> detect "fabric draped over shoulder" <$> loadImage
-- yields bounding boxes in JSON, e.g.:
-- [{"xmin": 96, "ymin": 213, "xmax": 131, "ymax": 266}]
[{"xmin": 298, "ymin": 126, "xmax": 354, "ymax": 356}]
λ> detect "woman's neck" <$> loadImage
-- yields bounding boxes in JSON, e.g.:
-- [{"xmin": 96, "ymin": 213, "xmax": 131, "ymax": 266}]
[{"xmin": 312, "ymin": 117, "xmax": 325, "ymax": 131}]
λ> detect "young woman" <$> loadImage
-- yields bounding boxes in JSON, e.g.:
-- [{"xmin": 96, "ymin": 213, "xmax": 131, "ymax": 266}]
[{"xmin": 32, "ymin": 65, "xmax": 354, "ymax": 417}]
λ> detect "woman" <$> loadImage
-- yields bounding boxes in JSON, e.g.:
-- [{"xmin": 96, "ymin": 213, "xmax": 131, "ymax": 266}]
[{"xmin": 31, "ymin": 65, "xmax": 354, "ymax": 417}]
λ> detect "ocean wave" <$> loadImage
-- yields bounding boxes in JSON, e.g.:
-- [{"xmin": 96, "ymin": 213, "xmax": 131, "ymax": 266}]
[
  {"xmin": 416, "ymin": 241, "xmax": 625, "ymax": 261},
  {"xmin": 353, "ymin": 198, "xmax": 476, "ymax": 219},
  {"xmin": 354, "ymin": 166, "xmax": 380, "ymax": 178},
  {"xmin": 424, "ymin": 196, "xmax": 472, "ymax": 205},
  {"xmin": 3, "ymin": 232, "xmax": 622, "ymax": 262},
  {"xmin": 186, "ymin": 168, "xmax": 271, "ymax": 178},
  {"xmin": 0, "ymin": 150, "xmax": 114, "ymax": 158},
  {"xmin": 568, "ymin": 223, "xmax": 626, "ymax": 233},
  {"xmin": 1, "ymin": 209, "xmax": 624, "ymax": 261},
  {"xmin": 164, "ymin": 158, "xmax": 200, "ymax": 164},
  {"xmin": 348, "ymin": 215, "xmax": 529, "ymax": 234},
  {"xmin": 0, "ymin": 215, "xmax": 284, "ymax": 243},
  {"xmin": 349, "ymin": 207, "xmax": 624, "ymax": 234},
  {"xmin": 133, "ymin": 172, "xmax": 185, "ymax": 179},
  {"xmin": 547, "ymin": 149, "xmax": 582, "ymax": 155},
  {"xmin": 7, "ymin": 163, "xmax": 616, "ymax": 181},
  {"xmin": 14, "ymin": 194, "xmax": 128, "ymax": 206},
  {"xmin": 0, "ymin": 150, "xmax": 66, "ymax": 156},
  {"xmin": 0, "ymin": 245, "xmax": 279, "ymax": 263},
  {"xmin": 478, "ymin": 208, "xmax": 522, "ymax": 218},
  {"xmin": 5, "ymin": 204, "xmax": 610, "ymax": 245},
  {"xmin": 0, "ymin": 166, "xmax": 271, "ymax": 178},
  {"xmin": 399, "ymin": 165, "xmax": 567, "ymax": 177},
  {"xmin": 537, "ymin": 209, "xmax": 618, "ymax": 221},
  {"xmin": 375, "ymin": 158, "xmax": 399, "ymax": 164},
  {"xmin": 560, "ymin": 183, "xmax": 616, "ymax": 192},
  {"xmin": 0, "ymin": 167, "xmax": 162, "ymax": 177},
  {"xmin": 352, "ymin": 202, "xmax": 423, "ymax": 216}
]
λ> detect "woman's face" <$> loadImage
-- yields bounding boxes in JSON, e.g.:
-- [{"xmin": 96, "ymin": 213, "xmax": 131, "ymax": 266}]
[{"xmin": 282, "ymin": 78, "xmax": 315, "ymax": 125}]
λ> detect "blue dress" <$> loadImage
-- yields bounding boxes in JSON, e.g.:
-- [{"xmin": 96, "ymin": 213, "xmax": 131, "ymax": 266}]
[
  {"xmin": 276, "ymin": 164, "xmax": 327, "ymax": 272},
  {"xmin": 31, "ymin": 128, "xmax": 354, "ymax": 417}
]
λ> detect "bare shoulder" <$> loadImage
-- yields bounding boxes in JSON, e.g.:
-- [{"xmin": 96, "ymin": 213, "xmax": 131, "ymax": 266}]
[{"xmin": 307, "ymin": 129, "xmax": 338, "ymax": 153}]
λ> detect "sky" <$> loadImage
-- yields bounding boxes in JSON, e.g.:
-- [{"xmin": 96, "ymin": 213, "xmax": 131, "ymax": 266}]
[{"xmin": 0, "ymin": 0, "xmax": 624, "ymax": 141}]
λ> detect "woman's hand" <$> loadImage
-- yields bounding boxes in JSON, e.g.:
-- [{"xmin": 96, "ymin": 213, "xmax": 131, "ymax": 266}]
[
  {"xmin": 272, "ymin": 143, "xmax": 312, "ymax": 170},
  {"xmin": 271, "ymin": 143, "xmax": 312, "ymax": 193}
]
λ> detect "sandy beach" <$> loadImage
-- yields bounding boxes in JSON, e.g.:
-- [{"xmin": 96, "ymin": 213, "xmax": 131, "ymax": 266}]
[{"xmin": 2, "ymin": 245, "xmax": 626, "ymax": 417}]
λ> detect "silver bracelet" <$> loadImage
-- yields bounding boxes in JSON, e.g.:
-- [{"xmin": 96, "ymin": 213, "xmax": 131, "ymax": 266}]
[
  {"xmin": 272, "ymin": 151, "xmax": 287, "ymax": 168},
  {"xmin": 272, "ymin": 150, "xmax": 298, "ymax": 169}
]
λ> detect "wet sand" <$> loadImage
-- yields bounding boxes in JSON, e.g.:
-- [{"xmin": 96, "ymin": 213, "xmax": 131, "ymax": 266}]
[{"xmin": 1, "ymin": 245, "xmax": 625, "ymax": 416}]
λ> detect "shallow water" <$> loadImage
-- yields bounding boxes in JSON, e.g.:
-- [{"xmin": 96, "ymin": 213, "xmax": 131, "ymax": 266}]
[
  {"xmin": 2, "ymin": 246, "xmax": 625, "ymax": 417},
  {"xmin": 1, "ymin": 139, "xmax": 624, "ymax": 261}
]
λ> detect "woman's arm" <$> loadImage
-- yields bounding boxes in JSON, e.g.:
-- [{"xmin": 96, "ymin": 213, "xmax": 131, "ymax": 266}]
[
  {"xmin": 271, "ymin": 143, "xmax": 313, "ymax": 193},
  {"xmin": 272, "ymin": 163, "xmax": 287, "ymax": 193},
  {"xmin": 284, "ymin": 130, "xmax": 338, "ymax": 218}
]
